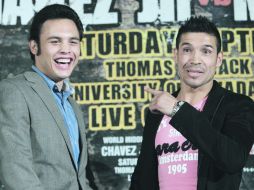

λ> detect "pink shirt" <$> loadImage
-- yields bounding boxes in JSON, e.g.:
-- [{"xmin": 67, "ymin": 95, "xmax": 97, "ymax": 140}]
[{"xmin": 155, "ymin": 97, "xmax": 207, "ymax": 190}]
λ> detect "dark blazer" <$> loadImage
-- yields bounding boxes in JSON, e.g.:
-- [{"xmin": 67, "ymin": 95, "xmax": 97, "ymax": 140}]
[
  {"xmin": 130, "ymin": 80, "xmax": 254, "ymax": 190},
  {"xmin": 0, "ymin": 71, "xmax": 96, "ymax": 190}
]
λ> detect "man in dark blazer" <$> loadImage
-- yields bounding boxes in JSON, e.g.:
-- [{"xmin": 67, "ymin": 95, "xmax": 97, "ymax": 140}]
[
  {"xmin": 0, "ymin": 4, "xmax": 97, "ymax": 190},
  {"xmin": 130, "ymin": 16, "xmax": 254, "ymax": 190}
]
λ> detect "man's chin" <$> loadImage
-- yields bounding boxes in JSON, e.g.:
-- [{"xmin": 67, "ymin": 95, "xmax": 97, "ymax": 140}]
[
  {"xmin": 54, "ymin": 74, "xmax": 72, "ymax": 82},
  {"xmin": 186, "ymin": 79, "xmax": 213, "ymax": 89},
  {"xmin": 184, "ymin": 79, "xmax": 203, "ymax": 89}
]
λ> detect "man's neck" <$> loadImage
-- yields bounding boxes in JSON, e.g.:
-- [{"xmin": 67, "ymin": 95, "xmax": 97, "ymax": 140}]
[
  {"xmin": 177, "ymin": 81, "xmax": 213, "ymax": 106},
  {"xmin": 55, "ymin": 81, "xmax": 64, "ymax": 92}
]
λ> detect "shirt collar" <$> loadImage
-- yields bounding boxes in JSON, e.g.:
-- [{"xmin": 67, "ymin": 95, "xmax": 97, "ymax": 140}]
[{"xmin": 31, "ymin": 65, "xmax": 74, "ymax": 95}]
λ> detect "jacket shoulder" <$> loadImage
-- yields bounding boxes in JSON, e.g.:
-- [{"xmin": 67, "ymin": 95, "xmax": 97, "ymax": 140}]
[
  {"xmin": 0, "ymin": 72, "xmax": 30, "ymax": 86},
  {"xmin": 222, "ymin": 87, "xmax": 253, "ymax": 103}
]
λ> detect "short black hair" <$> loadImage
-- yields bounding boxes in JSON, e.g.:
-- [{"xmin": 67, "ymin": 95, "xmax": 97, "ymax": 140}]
[
  {"xmin": 175, "ymin": 16, "xmax": 221, "ymax": 53},
  {"xmin": 29, "ymin": 4, "xmax": 84, "ymax": 61}
]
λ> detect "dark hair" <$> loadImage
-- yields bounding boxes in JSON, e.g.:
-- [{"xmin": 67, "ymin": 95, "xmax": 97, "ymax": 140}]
[
  {"xmin": 175, "ymin": 16, "xmax": 221, "ymax": 53},
  {"xmin": 29, "ymin": 4, "xmax": 84, "ymax": 61}
]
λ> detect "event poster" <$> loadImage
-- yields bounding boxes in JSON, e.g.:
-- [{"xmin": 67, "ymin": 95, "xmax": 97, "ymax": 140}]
[{"xmin": 0, "ymin": 0, "xmax": 254, "ymax": 189}]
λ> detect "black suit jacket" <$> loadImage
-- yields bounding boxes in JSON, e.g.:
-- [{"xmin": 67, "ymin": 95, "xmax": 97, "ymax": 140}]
[{"xmin": 130, "ymin": 81, "xmax": 254, "ymax": 190}]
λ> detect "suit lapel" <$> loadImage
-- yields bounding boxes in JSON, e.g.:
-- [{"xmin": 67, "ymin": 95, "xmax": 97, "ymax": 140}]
[
  {"xmin": 197, "ymin": 81, "xmax": 226, "ymax": 189},
  {"xmin": 24, "ymin": 71, "xmax": 76, "ymax": 166},
  {"xmin": 202, "ymin": 80, "xmax": 225, "ymax": 129},
  {"xmin": 69, "ymin": 97, "xmax": 87, "ymax": 173}
]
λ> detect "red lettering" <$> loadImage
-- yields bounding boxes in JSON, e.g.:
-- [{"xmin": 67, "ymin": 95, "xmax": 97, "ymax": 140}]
[
  {"xmin": 214, "ymin": 0, "xmax": 231, "ymax": 6},
  {"xmin": 199, "ymin": 0, "xmax": 209, "ymax": 6},
  {"xmin": 199, "ymin": 0, "xmax": 232, "ymax": 6}
]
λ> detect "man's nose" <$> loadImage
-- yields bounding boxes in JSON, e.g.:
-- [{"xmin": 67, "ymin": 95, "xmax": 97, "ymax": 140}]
[
  {"xmin": 60, "ymin": 42, "xmax": 71, "ymax": 53},
  {"xmin": 190, "ymin": 50, "xmax": 200, "ymax": 64}
]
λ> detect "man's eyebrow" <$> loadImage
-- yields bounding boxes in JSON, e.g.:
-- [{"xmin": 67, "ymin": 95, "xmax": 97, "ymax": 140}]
[
  {"xmin": 180, "ymin": 42, "xmax": 191, "ymax": 46},
  {"xmin": 47, "ymin": 36, "xmax": 61, "ymax": 40},
  {"xmin": 46, "ymin": 36, "xmax": 80, "ymax": 40},
  {"xmin": 203, "ymin": 44, "xmax": 215, "ymax": 49},
  {"xmin": 180, "ymin": 43, "xmax": 215, "ymax": 49},
  {"xmin": 70, "ymin": 37, "xmax": 80, "ymax": 41}
]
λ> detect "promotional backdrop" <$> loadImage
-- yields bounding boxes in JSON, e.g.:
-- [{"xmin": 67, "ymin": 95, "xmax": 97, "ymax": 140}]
[{"xmin": 0, "ymin": 0, "xmax": 254, "ymax": 189}]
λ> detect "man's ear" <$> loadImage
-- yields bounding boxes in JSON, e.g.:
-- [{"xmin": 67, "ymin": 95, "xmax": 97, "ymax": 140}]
[
  {"xmin": 29, "ymin": 40, "xmax": 38, "ymax": 55},
  {"xmin": 216, "ymin": 51, "xmax": 223, "ymax": 67}
]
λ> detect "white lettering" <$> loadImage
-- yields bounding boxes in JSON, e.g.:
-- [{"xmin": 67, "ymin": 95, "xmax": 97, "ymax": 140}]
[
  {"xmin": 33, "ymin": 0, "xmax": 64, "ymax": 12},
  {"xmin": 1, "ymin": 0, "xmax": 118, "ymax": 25},
  {"xmin": 101, "ymin": 145, "xmax": 137, "ymax": 156},
  {"xmin": 125, "ymin": 136, "xmax": 143, "ymax": 143},
  {"xmin": 70, "ymin": 0, "xmax": 118, "ymax": 27},
  {"xmin": 1, "ymin": 0, "xmax": 67, "ymax": 25},
  {"xmin": 103, "ymin": 136, "xmax": 124, "ymax": 144},
  {"xmin": 137, "ymin": 0, "xmax": 191, "ymax": 23},
  {"xmin": 168, "ymin": 163, "xmax": 187, "ymax": 175},
  {"xmin": 69, "ymin": 0, "xmax": 85, "ymax": 25},
  {"xmin": 176, "ymin": 0, "xmax": 191, "ymax": 21},
  {"xmin": 114, "ymin": 166, "xmax": 135, "ymax": 174},
  {"xmin": 92, "ymin": 0, "xmax": 118, "ymax": 24},
  {"xmin": 158, "ymin": 152, "xmax": 198, "ymax": 164},
  {"xmin": 234, "ymin": 0, "xmax": 254, "ymax": 21},
  {"xmin": 169, "ymin": 128, "xmax": 181, "ymax": 137},
  {"xmin": 118, "ymin": 158, "xmax": 138, "ymax": 166},
  {"xmin": 2, "ymin": 0, "xmax": 34, "ymax": 25}
]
